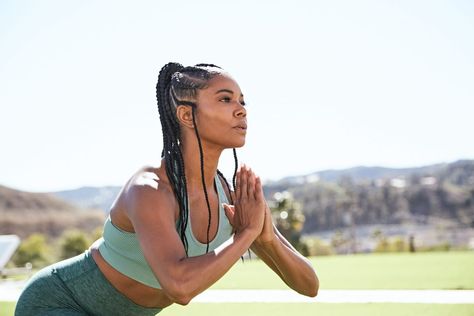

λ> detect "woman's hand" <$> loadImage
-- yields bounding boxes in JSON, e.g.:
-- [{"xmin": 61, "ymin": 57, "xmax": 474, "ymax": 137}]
[
  {"xmin": 254, "ymin": 203, "xmax": 276, "ymax": 246},
  {"xmin": 223, "ymin": 165, "xmax": 265, "ymax": 238}
]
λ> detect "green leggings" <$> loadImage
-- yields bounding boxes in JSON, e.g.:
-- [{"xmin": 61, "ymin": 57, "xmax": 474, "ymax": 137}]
[{"xmin": 15, "ymin": 251, "xmax": 162, "ymax": 316}]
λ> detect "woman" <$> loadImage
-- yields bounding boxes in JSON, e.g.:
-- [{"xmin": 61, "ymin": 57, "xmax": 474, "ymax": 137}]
[{"xmin": 15, "ymin": 63, "xmax": 318, "ymax": 315}]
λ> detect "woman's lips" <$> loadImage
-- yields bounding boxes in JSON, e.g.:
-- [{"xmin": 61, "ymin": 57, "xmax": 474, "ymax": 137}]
[
  {"xmin": 233, "ymin": 125, "xmax": 247, "ymax": 133},
  {"xmin": 234, "ymin": 122, "xmax": 247, "ymax": 130}
]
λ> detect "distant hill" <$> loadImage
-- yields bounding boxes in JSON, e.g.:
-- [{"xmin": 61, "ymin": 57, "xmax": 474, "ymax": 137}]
[
  {"xmin": 42, "ymin": 160, "xmax": 474, "ymax": 237},
  {"xmin": 0, "ymin": 184, "xmax": 77, "ymax": 214},
  {"xmin": 266, "ymin": 162, "xmax": 449, "ymax": 187},
  {"xmin": 52, "ymin": 186, "xmax": 121, "ymax": 213},
  {"xmin": 0, "ymin": 185, "xmax": 105, "ymax": 239},
  {"xmin": 49, "ymin": 160, "xmax": 472, "ymax": 214},
  {"xmin": 264, "ymin": 159, "xmax": 474, "ymax": 233}
]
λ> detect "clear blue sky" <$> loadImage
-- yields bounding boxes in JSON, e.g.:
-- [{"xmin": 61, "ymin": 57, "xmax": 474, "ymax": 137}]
[{"xmin": 1, "ymin": 0, "xmax": 473, "ymax": 192}]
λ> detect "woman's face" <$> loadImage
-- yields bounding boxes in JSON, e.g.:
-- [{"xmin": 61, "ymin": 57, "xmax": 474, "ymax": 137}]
[{"xmin": 193, "ymin": 73, "xmax": 247, "ymax": 149}]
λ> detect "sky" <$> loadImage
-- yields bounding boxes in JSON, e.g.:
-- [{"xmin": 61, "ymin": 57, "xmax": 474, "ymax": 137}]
[{"xmin": 1, "ymin": 0, "xmax": 473, "ymax": 192}]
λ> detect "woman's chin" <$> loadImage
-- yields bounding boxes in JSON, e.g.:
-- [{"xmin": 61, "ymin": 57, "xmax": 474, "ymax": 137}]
[{"xmin": 227, "ymin": 139, "xmax": 245, "ymax": 149}]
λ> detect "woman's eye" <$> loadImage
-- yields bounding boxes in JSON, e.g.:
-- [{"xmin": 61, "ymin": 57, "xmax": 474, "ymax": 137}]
[{"xmin": 219, "ymin": 96, "xmax": 246, "ymax": 106}]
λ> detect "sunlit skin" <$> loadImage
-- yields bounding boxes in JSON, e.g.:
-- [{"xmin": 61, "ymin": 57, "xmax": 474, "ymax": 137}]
[{"xmin": 90, "ymin": 72, "xmax": 319, "ymax": 308}]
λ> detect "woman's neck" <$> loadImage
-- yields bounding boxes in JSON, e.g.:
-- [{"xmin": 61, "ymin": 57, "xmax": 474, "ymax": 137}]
[{"xmin": 181, "ymin": 139, "xmax": 223, "ymax": 194}]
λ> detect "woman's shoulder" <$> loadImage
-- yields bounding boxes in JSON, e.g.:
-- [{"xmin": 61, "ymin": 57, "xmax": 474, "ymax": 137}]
[
  {"xmin": 124, "ymin": 165, "xmax": 176, "ymax": 210},
  {"xmin": 108, "ymin": 165, "xmax": 177, "ymax": 232}
]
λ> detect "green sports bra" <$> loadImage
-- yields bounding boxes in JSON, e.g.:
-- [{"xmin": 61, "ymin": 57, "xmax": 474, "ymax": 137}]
[{"xmin": 97, "ymin": 174, "xmax": 233, "ymax": 289}]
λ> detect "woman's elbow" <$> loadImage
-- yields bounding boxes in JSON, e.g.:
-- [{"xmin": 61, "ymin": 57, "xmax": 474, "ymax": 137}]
[
  {"xmin": 307, "ymin": 283, "xmax": 319, "ymax": 297},
  {"xmin": 311, "ymin": 273, "xmax": 320, "ymax": 297},
  {"xmin": 301, "ymin": 272, "xmax": 319, "ymax": 297},
  {"xmin": 161, "ymin": 280, "xmax": 193, "ymax": 305},
  {"xmin": 172, "ymin": 294, "xmax": 192, "ymax": 306}
]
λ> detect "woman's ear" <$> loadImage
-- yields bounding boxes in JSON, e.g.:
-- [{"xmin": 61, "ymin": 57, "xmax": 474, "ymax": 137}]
[{"xmin": 176, "ymin": 105, "xmax": 194, "ymax": 129}]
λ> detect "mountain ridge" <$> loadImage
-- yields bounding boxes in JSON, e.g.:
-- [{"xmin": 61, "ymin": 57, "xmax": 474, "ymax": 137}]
[
  {"xmin": 47, "ymin": 159, "xmax": 473, "ymax": 212},
  {"xmin": 0, "ymin": 185, "xmax": 105, "ymax": 238},
  {"xmin": 271, "ymin": 162, "xmax": 452, "ymax": 185}
]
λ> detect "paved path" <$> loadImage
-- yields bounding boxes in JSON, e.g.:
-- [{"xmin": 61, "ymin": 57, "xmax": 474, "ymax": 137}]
[{"xmin": 1, "ymin": 280, "xmax": 474, "ymax": 304}]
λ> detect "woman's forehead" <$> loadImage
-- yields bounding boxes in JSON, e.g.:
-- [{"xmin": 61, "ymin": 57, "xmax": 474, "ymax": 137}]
[{"xmin": 205, "ymin": 73, "xmax": 243, "ymax": 95}]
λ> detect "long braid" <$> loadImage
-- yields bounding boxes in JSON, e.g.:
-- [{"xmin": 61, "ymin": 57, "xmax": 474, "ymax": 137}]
[
  {"xmin": 191, "ymin": 106, "xmax": 213, "ymax": 253},
  {"xmin": 157, "ymin": 62, "xmax": 190, "ymax": 253},
  {"xmin": 217, "ymin": 169, "xmax": 234, "ymax": 205},
  {"xmin": 232, "ymin": 148, "xmax": 238, "ymax": 191},
  {"xmin": 216, "ymin": 148, "xmax": 238, "ymax": 205},
  {"xmin": 216, "ymin": 148, "xmax": 245, "ymax": 260}
]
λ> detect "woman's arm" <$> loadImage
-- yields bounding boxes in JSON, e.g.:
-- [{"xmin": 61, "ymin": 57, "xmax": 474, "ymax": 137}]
[
  {"xmin": 251, "ymin": 214, "xmax": 319, "ymax": 297},
  {"xmin": 129, "ymin": 166, "xmax": 265, "ymax": 305},
  {"xmin": 223, "ymin": 179, "xmax": 319, "ymax": 297}
]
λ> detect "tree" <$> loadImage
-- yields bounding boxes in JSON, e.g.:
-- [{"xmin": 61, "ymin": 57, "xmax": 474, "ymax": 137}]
[
  {"xmin": 59, "ymin": 230, "xmax": 91, "ymax": 260},
  {"xmin": 270, "ymin": 191, "xmax": 308, "ymax": 255},
  {"xmin": 90, "ymin": 226, "xmax": 103, "ymax": 243},
  {"xmin": 12, "ymin": 233, "xmax": 51, "ymax": 268}
]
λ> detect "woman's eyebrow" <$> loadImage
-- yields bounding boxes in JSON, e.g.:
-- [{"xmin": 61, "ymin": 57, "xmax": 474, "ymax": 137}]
[
  {"xmin": 215, "ymin": 89, "xmax": 244, "ymax": 97},
  {"xmin": 215, "ymin": 89, "xmax": 234, "ymax": 95}
]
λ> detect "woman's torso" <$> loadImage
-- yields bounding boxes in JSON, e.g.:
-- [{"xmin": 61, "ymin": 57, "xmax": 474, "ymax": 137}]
[{"xmin": 90, "ymin": 166, "xmax": 231, "ymax": 308}]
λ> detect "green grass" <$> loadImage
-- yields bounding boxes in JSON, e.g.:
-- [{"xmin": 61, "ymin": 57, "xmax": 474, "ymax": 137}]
[
  {"xmin": 2, "ymin": 302, "xmax": 473, "ymax": 316},
  {"xmin": 212, "ymin": 251, "xmax": 474, "ymax": 290},
  {"xmin": 2, "ymin": 251, "xmax": 474, "ymax": 315},
  {"xmin": 0, "ymin": 301, "xmax": 15, "ymax": 316},
  {"xmin": 160, "ymin": 303, "xmax": 474, "ymax": 316}
]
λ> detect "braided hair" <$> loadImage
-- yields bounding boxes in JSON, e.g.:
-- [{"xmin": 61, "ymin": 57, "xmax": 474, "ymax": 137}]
[{"xmin": 156, "ymin": 62, "xmax": 239, "ymax": 255}]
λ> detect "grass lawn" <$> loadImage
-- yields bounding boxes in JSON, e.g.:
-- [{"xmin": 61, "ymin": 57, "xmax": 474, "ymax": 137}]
[
  {"xmin": 161, "ymin": 303, "xmax": 474, "ymax": 316},
  {"xmin": 1, "ymin": 301, "xmax": 15, "ymax": 316},
  {"xmin": 3, "ymin": 302, "xmax": 473, "ymax": 316},
  {"xmin": 2, "ymin": 251, "xmax": 473, "ymax": 315},
  {"xmin": 212, "ymin": 251, "xmax": 474, "ymax": 290}
]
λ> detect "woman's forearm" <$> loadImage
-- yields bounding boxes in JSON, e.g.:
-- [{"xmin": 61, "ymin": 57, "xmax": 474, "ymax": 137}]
[
  {"xmin": 253, "ymin": 229, "xmax": 319, "ymax": 297},
  {"xmin": 160, "ymin": 229, "xmax": 257, "ymax": 305}
]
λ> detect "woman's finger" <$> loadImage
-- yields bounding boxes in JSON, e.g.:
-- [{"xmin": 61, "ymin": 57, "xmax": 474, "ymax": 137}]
[
  {"xmin": 223, "ymin": 203, "xmax": 238, "ymax": 233},
  {"xmin": 223, "ymin": 203, "xmax": 235, "ymax": 225},
  {"xmin": 248, "ymin": 168, "xmax": 255, "ymax": 200},
  {"xmin": 255, "ymin": 176, "xmax": 263, "ymax": 202},
  {"xmin": 240, "ymin": 164, "xmax": 248, "ymax": 200}
]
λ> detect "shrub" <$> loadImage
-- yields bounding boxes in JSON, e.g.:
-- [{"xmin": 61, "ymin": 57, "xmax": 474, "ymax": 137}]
[
  {"xmin": 390, "ymin": 237, "xmax": 408, "ymax": 252},
  {"xmin": 59, "ymin": 230, "xmax": 91, "ymax": 260},
  {"xmin": 374, "ymin": 236, "xmax": 408, "ymax": 253},
  {"xmin": 12, "ymin": 233, "xmax": 51, "ymax": 268},
  {"xmin": 374, "ymin": 237, "xmax": 390, "ymax": 253},
  {"xmin": 303, "ymin": 237, "xmax": 334, "ymax": 256},
  {"xmin": 90, "ymin": 226, "xmax": 103, "ymax": 243}
]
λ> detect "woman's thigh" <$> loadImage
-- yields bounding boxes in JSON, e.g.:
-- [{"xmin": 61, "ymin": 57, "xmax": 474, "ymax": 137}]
[
  {"xmin": 15, "ymin": 251, "xmax": 162, "ymax": 316},
  {"xmin": 15, "ymin": 260, "xmax": 86, "ymax": 315}
]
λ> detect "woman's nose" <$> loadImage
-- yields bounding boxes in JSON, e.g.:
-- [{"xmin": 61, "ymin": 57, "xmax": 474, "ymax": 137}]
[{"xmin": 235, "ymin": 104, "xmax": 246, "ymax": 117}]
